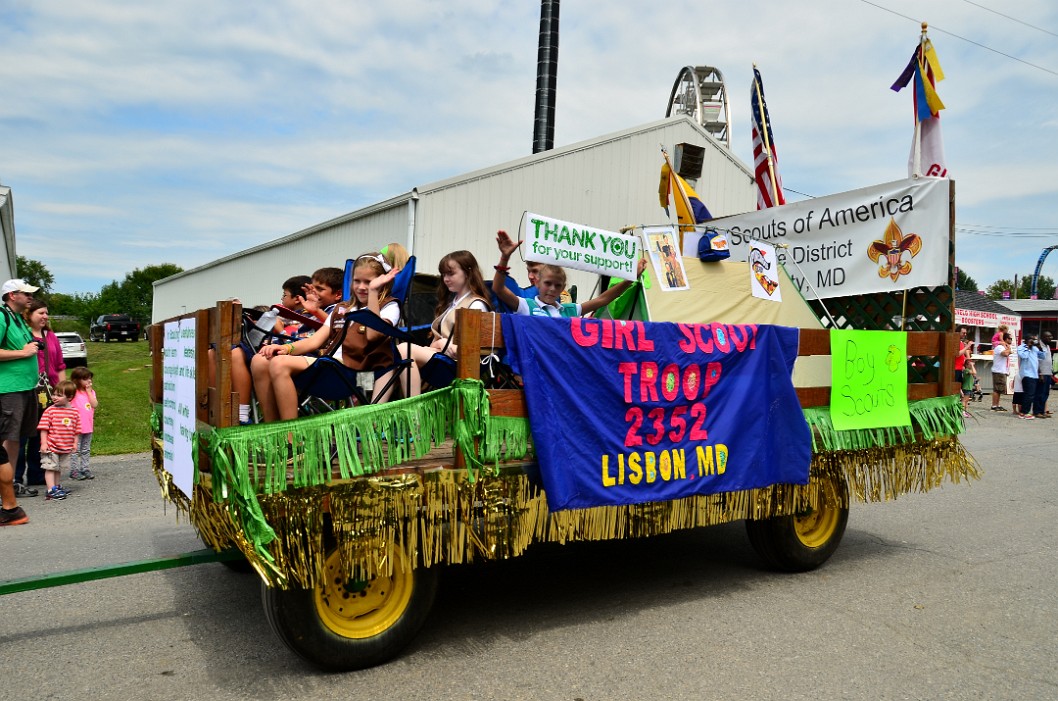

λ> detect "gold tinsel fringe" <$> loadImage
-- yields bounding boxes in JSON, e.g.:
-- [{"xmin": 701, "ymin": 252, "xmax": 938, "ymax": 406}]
[{"xmin": 164, "ymin": 435, "xmax": 979, "ymax": 589}]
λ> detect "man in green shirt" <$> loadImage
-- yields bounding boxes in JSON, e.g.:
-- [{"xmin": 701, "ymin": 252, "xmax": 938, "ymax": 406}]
[{"xmin": 0, "ymin": 278, "xmax": 41, "ymax": 526}]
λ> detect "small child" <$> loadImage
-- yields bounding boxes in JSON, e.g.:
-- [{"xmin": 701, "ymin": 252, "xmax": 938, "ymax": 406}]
[
  {"xmin": 302, "ymin": 267, "xmax": 345, "ymax": 324},
  {"xmin": 69, "ymin": 367, "xmax": 98, "ymax": 480},
  {"xmin": 37, "ymin": 380, "xmax": 81, "ymax": 500},
  {"xmin": 493, "ymin": 229, "xmax": 646, "ymax": 317},
  {"xmin": 991, "ymin": 324, "xmax": 1009, "ymax": 352},
  {"xmin": 961, "ymin": 358, "xmax": 977, "ymax": 418},
  {"xmin": 278, "ymin": 275, "xmax": 314, "ymax": 337}
]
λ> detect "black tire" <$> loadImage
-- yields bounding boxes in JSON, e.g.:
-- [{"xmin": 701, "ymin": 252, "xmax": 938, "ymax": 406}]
[
  {"xmin": 745, "ymin": 476, "xmax": 849, "ymax": 572},
  {"xmin": 262, "ymin": 551, "xmax": 439, "ymax": 672}
]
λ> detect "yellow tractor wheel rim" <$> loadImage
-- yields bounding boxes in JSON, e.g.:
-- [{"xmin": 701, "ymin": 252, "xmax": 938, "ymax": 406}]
[
  {"xmin": 793, "ymin": 503, "xmax": 841, "ymax": 549},
  {"xmin": 314, "ymin": 552, "xmax": 414, "ymax": 639}
]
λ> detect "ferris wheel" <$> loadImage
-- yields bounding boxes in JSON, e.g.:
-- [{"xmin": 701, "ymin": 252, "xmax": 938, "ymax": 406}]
[{"xmin": 665, "ymin": 65, "xmax": 731, "ymax": 149}]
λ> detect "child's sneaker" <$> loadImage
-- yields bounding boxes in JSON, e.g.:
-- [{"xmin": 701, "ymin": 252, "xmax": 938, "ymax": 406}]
[
  {"xmin": 45, "ymin": 486, "xmax": 67, "ymax": 501},
  {"xmin": 0, "ymin": 506, "xmax": 29, "ymax": 526},
  {"xmin": 80, "ymin": 469, "xmax": 95, "ymax": 479}
]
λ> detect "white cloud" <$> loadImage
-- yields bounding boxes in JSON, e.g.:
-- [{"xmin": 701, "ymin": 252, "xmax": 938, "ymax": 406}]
[{"xmin": 2, "ymin": 0, "xmax": 1058, "ymax": 293}]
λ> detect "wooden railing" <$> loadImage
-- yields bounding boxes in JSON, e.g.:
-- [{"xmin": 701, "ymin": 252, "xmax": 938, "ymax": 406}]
[
  {"xmin": 149, "ymin": 304, "xmax": 961, "ymax": 441},
  {"xmin": 452, "ymin": 310, "xmax": 960, "ymax": 412}
]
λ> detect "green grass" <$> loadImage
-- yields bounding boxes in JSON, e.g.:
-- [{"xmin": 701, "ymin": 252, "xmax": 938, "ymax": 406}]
[{"xmin": 80, "ymin": 338, "xmax": 153, "ymax": 455}]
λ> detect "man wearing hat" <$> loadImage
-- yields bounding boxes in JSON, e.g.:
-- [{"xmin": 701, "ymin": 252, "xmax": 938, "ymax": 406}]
[{"xmin": 0, "ymin": 278, "xmax": 41, "ymax": 526}]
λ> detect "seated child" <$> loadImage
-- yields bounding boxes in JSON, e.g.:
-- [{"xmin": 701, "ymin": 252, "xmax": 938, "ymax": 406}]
[
  {"xmin": 493, "ymin": 229, "xmax": 645, "ymax": 317},
  {"xmin": 381, "ymin": 242, "xmax": 411, "ymax": 271},
  {"xmin": 397, "ymin": 250, "xmax": 491, "ymax": 395},
  {"xmin": 991, "ymin": 324, "xmax": 1009, "ymax": 353},
  {"xmin": 277, "ymin": 275, "xmax": 314, "ymax": 337},
  {"xmin": 302, "ymin": 267, "xmax": 345, "ymax": 325},
  {"xmin": 252, "ymin": 254, "xmax": 400, "ymax": 422}
]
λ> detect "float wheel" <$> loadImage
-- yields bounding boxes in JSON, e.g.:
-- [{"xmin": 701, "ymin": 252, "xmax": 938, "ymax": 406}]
[
  {"xmin": 745, "ymin": 476, "xmax": 849, "ymax": 572},
  {"xmin": 262, "ymin": 549, "xmax": 438, "ymax": 671}
]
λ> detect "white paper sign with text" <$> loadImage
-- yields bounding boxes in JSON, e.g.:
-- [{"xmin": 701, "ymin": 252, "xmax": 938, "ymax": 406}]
[
  {"xmin": 522, "ymin": 212, "xmax": 641, "ymax": 281},
  {"xmin": 162, "ymin": 318, "xmax": 197, "ymax": 500}
]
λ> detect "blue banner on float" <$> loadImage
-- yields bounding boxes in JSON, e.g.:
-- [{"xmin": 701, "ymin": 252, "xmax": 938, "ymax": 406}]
[{"xmin": 501, "ymin": 316, "xmax": 811, "ymax": 511}]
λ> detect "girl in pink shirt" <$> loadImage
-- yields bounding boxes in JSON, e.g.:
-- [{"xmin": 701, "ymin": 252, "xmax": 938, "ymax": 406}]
[{"xmin": 69, "ymin": 367, "xmax": 99, "ymax": 480}]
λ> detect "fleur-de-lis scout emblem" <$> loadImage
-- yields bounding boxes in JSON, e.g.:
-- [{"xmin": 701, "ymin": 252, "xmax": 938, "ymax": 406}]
[{"xmin": 867, "ymin": 218, "xmax": 922, "ymax": 282}]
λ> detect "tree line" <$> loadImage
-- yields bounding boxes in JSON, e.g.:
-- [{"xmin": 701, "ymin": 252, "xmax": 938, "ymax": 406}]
[
  {"xmin": 16, "ymin": 256, "xmax": 183, "ymax": 324},
  {"xmin": 12, "ymin": 256, "xmax": 1054, "ymax": 324}
]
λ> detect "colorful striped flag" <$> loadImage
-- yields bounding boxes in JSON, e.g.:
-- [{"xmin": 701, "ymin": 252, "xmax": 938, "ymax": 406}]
[
  {"xmin": 892, "ymin": 33, "xmax": 947, "ymax": 178},
  {"xmin": 750, "ymin": 67, "xmax": 785, "ymax": 209},
  {"xmin": 658, "ymin": 161, "xmax": 712, "ymax": 234}
]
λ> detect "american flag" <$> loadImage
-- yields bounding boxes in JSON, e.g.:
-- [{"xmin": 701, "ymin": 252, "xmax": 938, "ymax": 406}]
[{"xmin": 751, "ymin": 67, "xmax": 785, "ymax": 210}]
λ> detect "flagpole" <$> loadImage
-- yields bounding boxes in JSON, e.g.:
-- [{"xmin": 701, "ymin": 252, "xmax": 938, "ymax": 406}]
[
  {"xmin": 752, "ymin": 63, "xmax": 781, "ymax": 207},
  {"xmin": 911, "ymin": 23, "xmax": 928, "ymax": 178},
  {"xmin": 661, "ymin": 146, "xmax": 695, "ymax": 250}
]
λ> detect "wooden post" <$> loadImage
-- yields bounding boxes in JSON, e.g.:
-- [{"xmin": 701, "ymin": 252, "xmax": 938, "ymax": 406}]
[
  {"xmin": 195, "ymin": 309, "xmax": 211, "ymax": 472},
  {"xmin": 209, "ymin": 300, "xmax": 239, "ymax": 429},
  {"xmin": 939, "ymin": 330, "xmax": 959, "ymax": 397},
  {"xmin": 149, "ymin": 323, "xmax": 164, "ymax": 405},
  {"xmin": 455, "ymin": 308, "xmax": 482, "ymax": 380}
]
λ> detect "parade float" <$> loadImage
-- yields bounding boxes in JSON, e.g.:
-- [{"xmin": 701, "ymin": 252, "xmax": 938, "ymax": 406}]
[{"xmin": 150, "ymin": 174, "xmax": 978, "ymax": 672}]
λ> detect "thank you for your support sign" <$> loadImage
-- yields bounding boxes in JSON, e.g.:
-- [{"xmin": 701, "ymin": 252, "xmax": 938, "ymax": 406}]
[
  {"xmin": 522, "ymin": 212, "xmax": 641, "ymax": 282},
  {"xmin": 501, "ymin": 315, "xmax": 811, "ymax": 511},
  {"xmin": 682, "ymin": 177, "xmax": 950, "ymax": 299}
]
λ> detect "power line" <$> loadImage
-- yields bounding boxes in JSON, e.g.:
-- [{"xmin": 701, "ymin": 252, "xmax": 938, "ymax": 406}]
[
  {"xmin": 955, "ymin": 229, "xmax": 1058, "ymax": 239},
  {"xmin": 957, "ymin": 0, "xmax": 1058, "ymax": 40},
  {"xmin": 859, "ymin": 0, "xmax": 1058, "ymax": 78},
  {"xmin": 958, "ymin": 223, "xmax": 1058, "ymax": 231}
]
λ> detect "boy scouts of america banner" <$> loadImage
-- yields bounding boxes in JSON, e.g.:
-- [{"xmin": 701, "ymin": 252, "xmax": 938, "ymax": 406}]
[
  {"xmin": 682, "ymin": 177, "xmax": 950, "ymax": 300},
  {"xmin": 501, "ymin": 315, "xmax": 811, "ymax": 511}
]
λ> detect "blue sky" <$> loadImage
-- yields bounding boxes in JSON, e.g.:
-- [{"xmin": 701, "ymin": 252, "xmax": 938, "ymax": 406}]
[{"xmin": 2, "ymin": 0, "xmax": 1057, "ymax": 295}]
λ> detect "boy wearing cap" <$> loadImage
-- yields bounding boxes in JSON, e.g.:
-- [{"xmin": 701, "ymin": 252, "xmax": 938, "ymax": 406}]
[{"xmin": 0, "ymin": 278, "xmax": 41, "ymax": 525}]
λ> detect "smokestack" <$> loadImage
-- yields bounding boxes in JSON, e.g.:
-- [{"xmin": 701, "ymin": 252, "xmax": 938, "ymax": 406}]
[{"xmin": 532, "ymin": 0, "xmax": 560, "ymax": 154}]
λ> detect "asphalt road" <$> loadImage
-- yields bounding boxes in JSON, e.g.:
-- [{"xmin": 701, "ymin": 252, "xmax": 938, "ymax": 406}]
[{"xmin": 2, "ymin": 402, "xmax": 1056, "ymax": 701}]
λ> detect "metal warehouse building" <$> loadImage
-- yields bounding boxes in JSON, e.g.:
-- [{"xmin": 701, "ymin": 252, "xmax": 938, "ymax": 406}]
[{"xmin": 152, "ymin": 116, "xmax": 755, "ymax": 321}]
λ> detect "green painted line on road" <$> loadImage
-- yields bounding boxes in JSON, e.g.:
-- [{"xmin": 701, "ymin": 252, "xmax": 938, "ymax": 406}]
[{"xmin": 0, "ymin": 548, "xmax": 245, "ymax": 595}]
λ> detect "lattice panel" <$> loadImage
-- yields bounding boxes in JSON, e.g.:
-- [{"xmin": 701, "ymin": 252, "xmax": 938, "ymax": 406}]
[{"xmin": 807, "ymin": 285, "xmax": 954, "ymax": 332}]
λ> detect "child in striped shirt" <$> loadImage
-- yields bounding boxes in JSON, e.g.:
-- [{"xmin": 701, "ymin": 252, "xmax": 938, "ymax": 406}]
[{"xmin": 37, "ymin": 380, "xmax": 81, "ymax": 501}]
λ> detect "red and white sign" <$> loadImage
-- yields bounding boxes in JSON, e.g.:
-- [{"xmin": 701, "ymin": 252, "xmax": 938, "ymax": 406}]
[{"xmin": 954, "ymin": 308, "xmax": 1021, "ymax": 331}]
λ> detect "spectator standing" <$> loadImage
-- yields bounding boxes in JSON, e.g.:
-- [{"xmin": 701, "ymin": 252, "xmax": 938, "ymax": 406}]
[
  {"xmin": 1016, "ymin": 334, "xmax": 1045, "ymax": 420},
  {"xmin": 15, "ymin": 298, "xmax": 66, "ymax": 496},
  {"xmin": 0, "ymin": 279, "xmax": 41, "ymax": 526},
  {"xmin": 961, "ymin": 358, "xmax": 977, "ymax": 418},
  {"xmin": 955, "ymin": 326, "xmax": 969, "ymax": 387},
  {"xmin": 990, "ymin": 332, "xmax": 1012, "ymax": 411},
  {"xmin": 69, "ymin": 367, "xmax": 98, "ymax": 479},
  {"xmin": 1036, "ymin": 331, "xmax": 1054, "ymax": 418}
]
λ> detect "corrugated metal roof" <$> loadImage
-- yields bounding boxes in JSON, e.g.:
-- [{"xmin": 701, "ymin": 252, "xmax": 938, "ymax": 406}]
[
  {"xmin": 955, "ymin": 290, "xmax": 1022, "ymax": 315},
  {"xmin": 416, "ymin": 116, "xmax": 751, "ymax": 196},
  {"xmin": 158, "ymin": 190, "xmax": 415, "ymax": 285},
  {"xmin": 153, "ymin": 117, "xmax": 755, "ymax": 320},
  {"xmin": 996, "ymin": 299, "xmax": 1058, "ymax": 313}
]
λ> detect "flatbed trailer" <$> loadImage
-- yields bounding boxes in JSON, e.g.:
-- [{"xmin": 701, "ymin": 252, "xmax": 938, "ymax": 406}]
[{"xmin": 148, "ymin": 299, "xmax": 978, "ymax": 671}]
